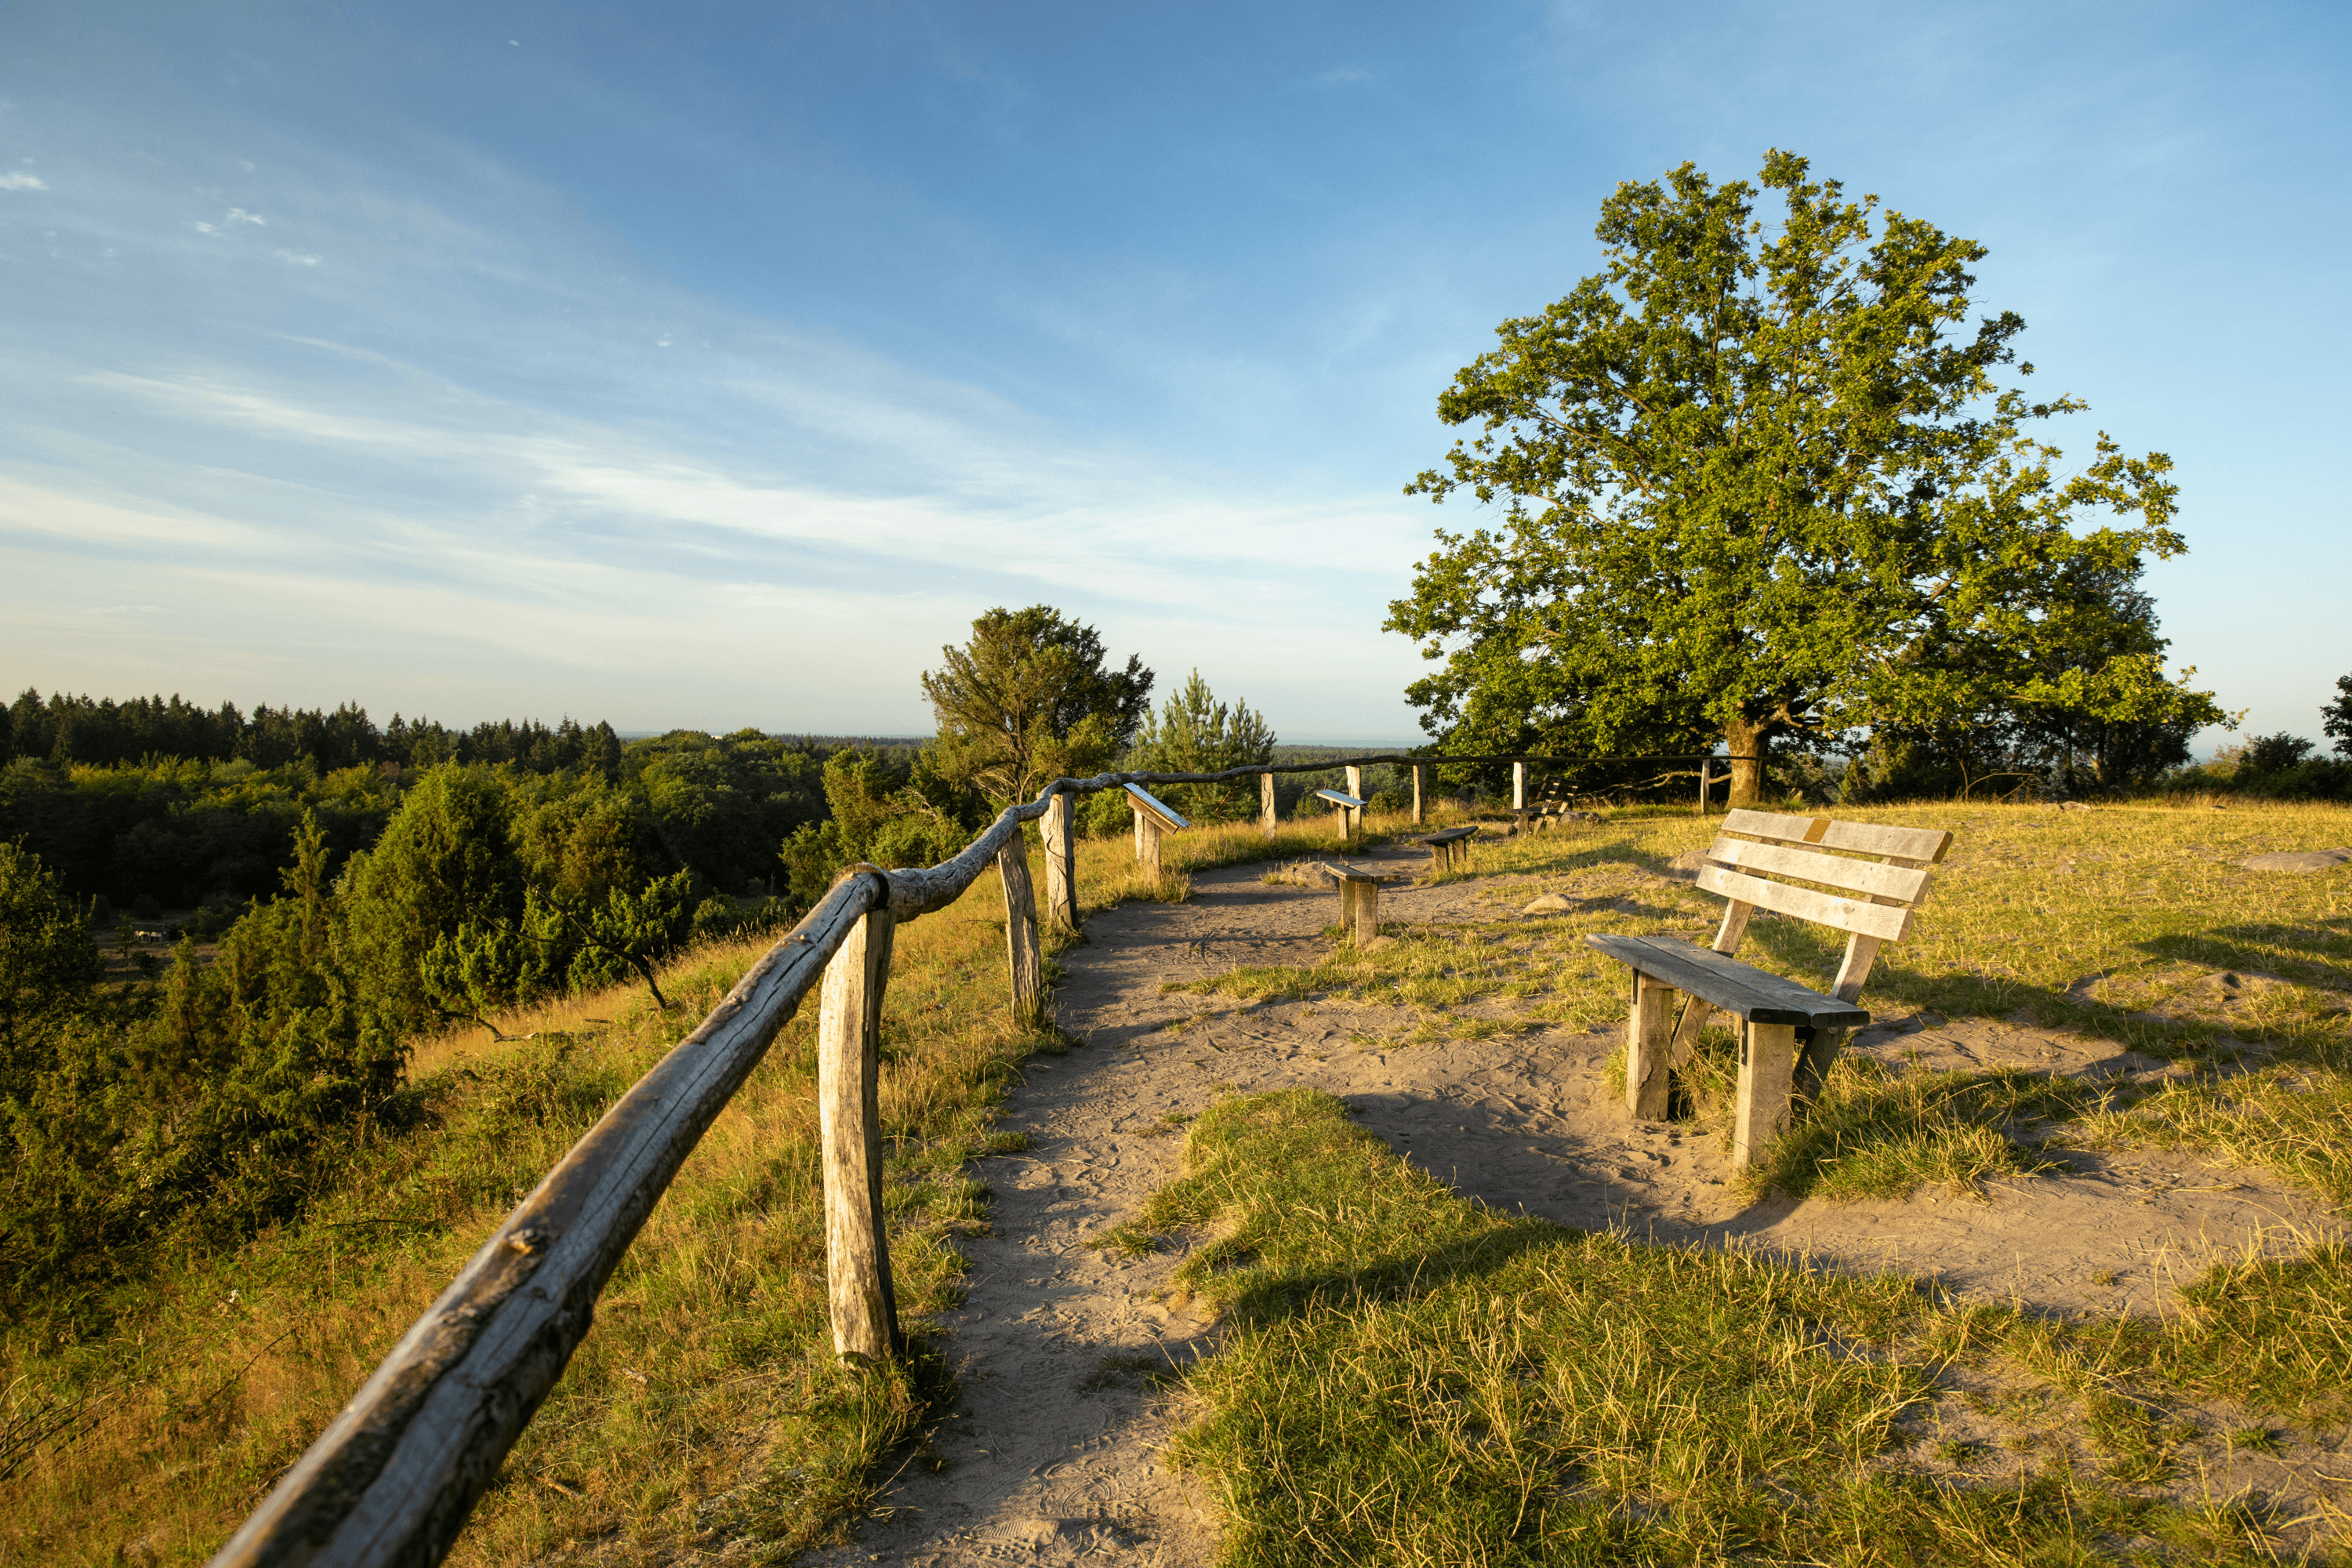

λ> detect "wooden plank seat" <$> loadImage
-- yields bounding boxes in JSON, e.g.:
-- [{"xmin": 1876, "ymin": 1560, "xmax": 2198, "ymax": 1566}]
[
  {"xmin": 1125, "ymin": 784, "xmax": 1188, "ymax": 871},
  {"xmin": 1327, "ymin": 866, "xmax": 1379, "ymax": 944},
  {"xmin": 1588, "ymin": 808, "xmax": 1952, "ymax": 1164},
  {"xmin": 1420, "ymin": 823, "xmax": 1478, "ymax": 872},
  {"xmin": 1314, "ymin": 786, "xmax": 1367, "ymax": 840}
]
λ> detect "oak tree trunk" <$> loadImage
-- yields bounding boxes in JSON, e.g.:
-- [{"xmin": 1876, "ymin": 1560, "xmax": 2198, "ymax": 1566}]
[{"xmin": 1723, "ymin": 714, "xmax": 1768, "ymax": 808}]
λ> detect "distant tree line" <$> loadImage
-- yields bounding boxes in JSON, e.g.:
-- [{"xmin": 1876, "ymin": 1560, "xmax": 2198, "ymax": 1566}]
[{"xmin": 2, "ymin": 688, "xmax": 626, "ymax": 777}]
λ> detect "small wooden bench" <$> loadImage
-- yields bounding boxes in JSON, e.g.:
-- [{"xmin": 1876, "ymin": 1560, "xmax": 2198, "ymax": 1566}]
[
  {"xmin": 1329, "ymin": 867, "xmax": 1380, "ymax": 945},
  {"xmin": 1126, "ymin": 784, "xmax": 1189, "ymax": 871},
  {"xmin": 1314, "ymin": 787, "xmax": 1367, "ymax": 841},
  {"xmin": 1588, "ymin": 808, "xmax": 1952, "ymax": 1164},
  {"xmin": 1420, "ymin": 824, "xmax": 1479, "ymax": 873}
]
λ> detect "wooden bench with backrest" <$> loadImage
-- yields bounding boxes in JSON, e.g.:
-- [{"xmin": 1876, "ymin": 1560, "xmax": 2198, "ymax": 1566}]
[{"xmin": 1587, "ymin": 808, "xmax": 1953, "ymax": 1164}]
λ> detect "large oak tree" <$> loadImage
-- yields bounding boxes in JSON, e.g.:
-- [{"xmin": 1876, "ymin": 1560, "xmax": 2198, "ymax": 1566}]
[{"xmin": 1388, "ymin": 151, "xmax": 2220, "ymax": 804}]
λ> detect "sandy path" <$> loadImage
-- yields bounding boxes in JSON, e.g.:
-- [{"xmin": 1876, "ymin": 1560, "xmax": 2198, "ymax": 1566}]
[{"xmin": 808, "ymin": 847, "xmax": 2346, "ymax": 1565}]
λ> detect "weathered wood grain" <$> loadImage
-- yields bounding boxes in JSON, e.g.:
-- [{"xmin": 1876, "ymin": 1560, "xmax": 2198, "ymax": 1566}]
[
  {"xmin": 1411, "ymin": 763, "xmax": 1425, "ymax": 824},
  {"xmin": 1703, "ymin": 837, "xmax": 1935, "ymax": 904},
  {"xmin": 1721, "ymin": 808, "xmax": 1951, "ymax": 865},
  {"xmin": 1584, "ymin": 935, "xmax": 1869, "ymax": 1029},
  {"xmin": 1735, "ymin": 1022, "xmax": 1799, "ymax": 1166},
  {"xmin": 1627, "ymin": 971, "xmax": 1675, "ymax": 1120},
  {"xmin": 1040, "ymin": 790, "xmax": 1076, "ymax": 931},
  {"xmin": 996, "ymin": 838, "xmax": 1043, "ymax": 1025},
  {"xmin": 1258, "ymin": 771, "xmax": 1276, "ymax": 840},
  {"xmin": 819, "ymin": 898, "xmax": 900, "ymax": 1362},
  {"xmin": 1695, "ymin": 864, "xmax": 1913, "ymax": 942},
  {"xmin": 1338, "ymin": 871, "xmax": 1379, "ymax": 945}
]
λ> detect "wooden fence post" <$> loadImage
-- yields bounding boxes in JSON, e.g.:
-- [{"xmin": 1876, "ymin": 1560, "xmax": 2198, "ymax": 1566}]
[
  {"xmin": 1698, "ymin": 758, "xmax": 1712, "ymax": 815},
  {"xmin": 1134, "ymin": 808, "xmax": 1162, "ymax": 871},
  {"xmin": 1345, "ymin": 765, "xmax": 1363, "ymax": 807},
  {"xmin": 1412, "ymin": 764, "xmax": 1425, "ymax": 825},
  {"xmin": 1512, "ymin": 760, "xmax": 1526, "ymax": 810},
  {"xmin": 818, "ymin": 903, "xmax": 900, "ymax": 1361},
  {"xmin": 1259, "ymin": 770, "xmax": 1276, "ymax": 840},
  {"xmin": 996, "ymin": 838, "xmax": 1043, "ymax": 1025},
  {"xmin": 1040, "ymin": 789, "xmax": 1077, "ymax": 930}
]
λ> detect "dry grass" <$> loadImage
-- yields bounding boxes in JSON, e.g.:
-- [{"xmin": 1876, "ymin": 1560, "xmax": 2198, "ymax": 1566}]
[
  {"xmin": 1183, "ymin": 797, "xmax": 2352, "ymax": 1206},
  {"xmin": 1148, "ymin": 1087, "xmax": 2350, "ymax": 1567},
  {"xmin": 0, "ymin": 819, "xmax": 1327, "ymax": 1566}
]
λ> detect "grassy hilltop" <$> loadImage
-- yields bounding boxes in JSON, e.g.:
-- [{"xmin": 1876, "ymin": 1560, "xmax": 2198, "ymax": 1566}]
[{"xmin": 5, "ymin": 797, "xmax": 2350, "ymax": 1566}]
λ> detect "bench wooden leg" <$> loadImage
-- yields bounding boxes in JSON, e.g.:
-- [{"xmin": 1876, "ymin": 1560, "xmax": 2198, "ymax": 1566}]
[
  {"xmin": 1626, "ymin": 973, "xmax": 1675, "ymax": 1120},
  {"xmin": 1735, "ymin": 1022, "xmax": 1798, "ymax": 1166},
  {"xmin": 1794, "ymin": 1026, "xmax": 1845, "ymax": 1109}
]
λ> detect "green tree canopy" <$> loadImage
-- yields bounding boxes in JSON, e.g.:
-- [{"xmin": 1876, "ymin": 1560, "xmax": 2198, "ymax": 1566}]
[
  {"xmin": 922, "ymin": 606, "xmax": 1153, "ymax": 804},
  {"xmin": 1388, "ymin": 149, "xmax": 2223, "ymax": 804},
  {"xmin": 1127, "ymin": 670, "xmax": 1277, "ymax": 822}
]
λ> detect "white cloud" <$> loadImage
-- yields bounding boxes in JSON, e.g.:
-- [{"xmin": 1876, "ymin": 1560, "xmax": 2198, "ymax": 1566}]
[
  {"xmin": 194, "ymin": 221, "xmax": 217, "ymax": 234},
  {"xmin": 274, "ymin": 249, "xmax": 321, "ymax": 266},
  {"xmin": 225, "ymin": 207, "xmax": 265, "ymax": 225},
  {"xmin": 0, "ymin": 172, "xmax": 48, "ymax": 191}
]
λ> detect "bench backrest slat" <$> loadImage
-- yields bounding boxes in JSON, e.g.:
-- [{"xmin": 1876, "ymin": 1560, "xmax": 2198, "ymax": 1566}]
[
  {"xmin": 1706, "ymin": 836, "xmax": 1934, "ymax": 905},
  {"xmin": 1695, "ymin": 862, "xmax": 1913, "ymax": 942},
  {"xmin": 1720, "ymin": 808, "xmax": 1951, "ymax": 866}
]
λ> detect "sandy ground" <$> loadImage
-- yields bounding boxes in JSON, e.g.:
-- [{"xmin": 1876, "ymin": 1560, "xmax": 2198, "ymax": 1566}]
[{"xmin": 808, "ymin": 845, "xmax": 2348, "ymax": 1566}]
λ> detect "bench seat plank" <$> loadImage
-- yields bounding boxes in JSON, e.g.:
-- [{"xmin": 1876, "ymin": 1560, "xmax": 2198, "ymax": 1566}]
[
  {"xmin": 1421, "ymin": 826, "xmax": 1479, "ymax": 845},
  {"xmin": 1586, "ymin": 934, "xmax": 1870, "ymax": 1029},
  {"xmin": 1695, "ymin": 863, "xmax": 1912, "ymax": 942}
]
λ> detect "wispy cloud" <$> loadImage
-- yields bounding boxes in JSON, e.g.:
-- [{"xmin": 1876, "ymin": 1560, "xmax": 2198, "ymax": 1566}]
[
  {"xmin": 0, "ymin": 172, "xmax": 48, "ymax": 191},
  {"xmin": 273, "ymin": 249, "xmax": 320, "ymax": 265},
  {"xmin": 224, "ymin": 207, "xmax": 265, "ymax": 225}
]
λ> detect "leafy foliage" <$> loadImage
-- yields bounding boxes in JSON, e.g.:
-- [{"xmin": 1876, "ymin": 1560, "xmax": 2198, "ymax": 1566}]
[
  {"xmin": 2325, "ymin": 674, "xmax": 2352, "ymax": 759},
  {"xmin": 779, "ymin": 747, "xmax": 985, "ymax": 905},
  {"xmin": 1389, "ymin": 150, "xmax": 2223, "ymax": 804},
  {"xmin": 1125, "ymin": 670, "xmax": 1277, "ymax": 823},
  {"xmin": 0, "ymin": 844, "xmax": 103, "ymax": 1102},
  {"xmin": 921, "ymin": 605, "xmax": 1152, "ymax": 804}
]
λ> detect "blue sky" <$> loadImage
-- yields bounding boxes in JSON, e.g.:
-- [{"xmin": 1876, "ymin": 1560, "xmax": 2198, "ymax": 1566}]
[{"xmin": 2, "ymin": 1, "xmax": 2343, "ymax": 745}]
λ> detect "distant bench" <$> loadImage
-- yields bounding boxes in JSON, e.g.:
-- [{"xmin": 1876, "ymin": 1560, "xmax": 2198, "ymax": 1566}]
[
  {"xmin": 1420, "ymin": 823, "xmax": 1478, "ymax": 873},
  {"xmin": 1313, "ymin": 787, "xmax": 1367, "ymax": 840},
  {"xmin": 1588, "ymin": 808, "xmax": 1953, "ymax": 1164}
]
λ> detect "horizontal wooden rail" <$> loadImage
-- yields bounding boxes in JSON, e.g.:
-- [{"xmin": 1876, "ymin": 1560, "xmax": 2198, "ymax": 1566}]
[{"xmin": 209, "ymin": 753, "xmax": 1745, "ymax": 1568}]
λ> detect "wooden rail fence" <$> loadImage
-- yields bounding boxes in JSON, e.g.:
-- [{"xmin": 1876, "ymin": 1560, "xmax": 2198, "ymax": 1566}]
[{"xmin": 209, "ymin": 750, "xmax": 1747, "ymax": 1568}]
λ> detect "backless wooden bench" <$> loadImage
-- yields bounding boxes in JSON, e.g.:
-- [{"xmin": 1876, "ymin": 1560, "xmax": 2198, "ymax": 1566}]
[
  {"xmin": 1588, "ymin": 808, "xmax": 1952, "ymax": 1165},
  {"xmin": 1314, "ymin": 786, "xmax": 1367, "ymax": 841},
  {"xmin": 1420, "ymin": 822, "xmax": 1479, "ymax": 872}
]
